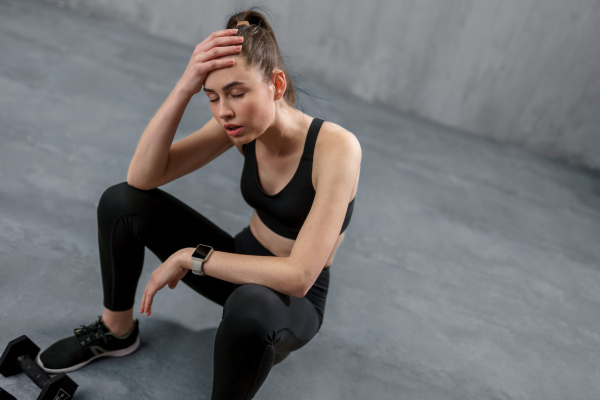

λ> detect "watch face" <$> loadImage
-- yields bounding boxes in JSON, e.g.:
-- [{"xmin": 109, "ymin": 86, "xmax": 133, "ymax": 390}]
[{"xmin": 193, "ymin": 245, "xmax": 212, "ymax": 260}]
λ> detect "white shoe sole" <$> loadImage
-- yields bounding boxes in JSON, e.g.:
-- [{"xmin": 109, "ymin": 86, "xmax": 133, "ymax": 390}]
[{"xmin": 36, "ymin": 336, "xmax": 140, "ymax": 374}]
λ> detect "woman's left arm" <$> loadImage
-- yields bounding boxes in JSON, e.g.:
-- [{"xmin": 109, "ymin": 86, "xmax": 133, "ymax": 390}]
[{"xmin": 140, "ymin": 127, "xmax": 361, "ymax": 316}]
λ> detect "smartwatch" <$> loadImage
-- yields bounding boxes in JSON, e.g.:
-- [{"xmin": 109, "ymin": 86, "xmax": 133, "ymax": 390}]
[{"xmin": 191, "ymin": 244, "xmax": 213, "ymax": 276}]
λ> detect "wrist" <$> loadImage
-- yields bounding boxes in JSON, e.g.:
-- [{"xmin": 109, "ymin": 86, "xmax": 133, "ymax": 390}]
[
  {"xmin": 178, "ymin": 248, "xmax": 195, "ymax": 271},
  {"xmin": 200, "ymin": 250, "xmax": 217, "ymax": 276},
  {"xmin": 174, "ymin": 79, "xmax": 201, "ymax": 98}
]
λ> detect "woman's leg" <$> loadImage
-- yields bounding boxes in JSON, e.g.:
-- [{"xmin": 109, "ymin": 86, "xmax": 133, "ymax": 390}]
[
  {"xmin": 38, "ymin": 182, "xmax": 240, "ymax": 373},
  {"xmin": 203, "ymin": 228, "xmax": 329, "ymax": 399},
  {"xmin": 97, "ymin": 182, "xmax": 238, "ymax": 317},
  {"xmin": 211, "ymin": 284, "xmax": 323, "ymax": 400}
]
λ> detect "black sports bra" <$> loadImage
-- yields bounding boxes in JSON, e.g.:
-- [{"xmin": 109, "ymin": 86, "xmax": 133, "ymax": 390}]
[{"xmin": 240, "ymin": 118, "xmax": 354, "ymax": 240}]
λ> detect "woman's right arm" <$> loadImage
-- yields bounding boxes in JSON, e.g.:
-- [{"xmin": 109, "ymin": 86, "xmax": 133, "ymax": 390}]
[{"xmin": 127, "ymin": 29, "xmax": 243, "ymax": 190}]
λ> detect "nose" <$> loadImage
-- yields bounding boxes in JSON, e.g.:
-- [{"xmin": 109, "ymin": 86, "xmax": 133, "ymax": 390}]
[{"xmin": 218, "ymin": 101, "xmax": 234, "ymax": 121}]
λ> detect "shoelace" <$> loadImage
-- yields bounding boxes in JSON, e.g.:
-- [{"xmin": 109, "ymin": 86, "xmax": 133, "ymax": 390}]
[{"xmin": 74, "ymin": 316, "xmax": 109, "ymax": 347}]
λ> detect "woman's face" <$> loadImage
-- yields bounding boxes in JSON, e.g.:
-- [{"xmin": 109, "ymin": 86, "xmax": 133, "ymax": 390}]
[{"xmin": 203, "ymin": 56, "xmax": 276, "ymax": 143}]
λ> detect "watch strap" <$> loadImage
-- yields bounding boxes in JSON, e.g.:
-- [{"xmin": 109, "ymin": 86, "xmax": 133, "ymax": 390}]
[{"xmin": 191, "ymin": 244, "xmax": 213, "ymax": 276}]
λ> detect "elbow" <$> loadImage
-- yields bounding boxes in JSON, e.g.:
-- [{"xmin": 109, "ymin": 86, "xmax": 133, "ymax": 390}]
[
  {"xmin": 126, "ymin": 173, "xmax": 156, "ymax": 191},
  {"xmin": 286, "ymin": 266, "xmax": 315, "ymax": 298},
  {"xmin": 289, "ymin": 284, "xmax": 310, "ymax": 299},
  {"xmin": 126, "ymin": 179, "xmax": 153, "ymax": 191}
]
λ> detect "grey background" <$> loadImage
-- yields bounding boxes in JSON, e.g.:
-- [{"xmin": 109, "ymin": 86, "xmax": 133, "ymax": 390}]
[
  {"xmin": 44, "ymin": 0, "xmax": 600, "ymax": 171},
  {"xmin": 1, "ymin": 1, "xmax": 600, "ymax": 399}
]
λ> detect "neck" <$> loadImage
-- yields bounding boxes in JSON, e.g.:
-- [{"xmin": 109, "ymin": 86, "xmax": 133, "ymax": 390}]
[{"xmin": 257, "ymin": 103, "xmax": 310, "ymax": 156}]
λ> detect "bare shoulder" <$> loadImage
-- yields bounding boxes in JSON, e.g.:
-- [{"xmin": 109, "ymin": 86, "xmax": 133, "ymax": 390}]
[
  {"xmin": 316, "ymin": 120, "xmax": 362, "ymax": 162},
  {"xmin": 313, "ymin": 120, "xmax": 361, "ymax": 189},
  {"xmin": 311, "ymin": 120, "xmax": 360, "ymax": 201}
]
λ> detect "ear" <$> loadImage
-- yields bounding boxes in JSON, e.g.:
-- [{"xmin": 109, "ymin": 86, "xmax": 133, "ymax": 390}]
[{"xmin": 271, "ymin": 70, "xmax": 287, "ymax": 101}]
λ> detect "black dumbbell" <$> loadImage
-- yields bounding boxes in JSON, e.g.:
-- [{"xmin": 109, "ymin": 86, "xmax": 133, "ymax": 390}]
[
  {"xmin": 0, "ymin": 387, "xmax": 17, "ymax": 400},
  {"xmin": 0, "ymin": 336, "xmax": 78, "ymax": 400}
]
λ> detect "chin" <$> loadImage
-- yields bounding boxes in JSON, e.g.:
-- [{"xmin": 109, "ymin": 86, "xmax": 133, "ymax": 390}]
[
  {"xmin": 229, "ymin": 130, "xmax": 258, "ymax": 145},
  {"xmin": 233, "ymin": 136, "xmax": 254, "ymax": 145}
]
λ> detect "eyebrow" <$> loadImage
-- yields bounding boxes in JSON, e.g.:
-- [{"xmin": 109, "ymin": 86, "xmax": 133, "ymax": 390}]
[{"xmin": 204, "ymin": 81, "xmax": 245, "ymax": 93}]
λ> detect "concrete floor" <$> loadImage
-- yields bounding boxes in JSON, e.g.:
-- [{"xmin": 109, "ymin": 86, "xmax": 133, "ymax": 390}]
[{"xmin": 1, "ymin": 1, "xmax": 600, "ymax": 399}]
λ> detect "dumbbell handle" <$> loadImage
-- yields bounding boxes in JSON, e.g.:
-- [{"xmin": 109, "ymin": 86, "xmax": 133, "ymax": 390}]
[{"xmin": 17, "ymin": 354, "xmax": 49, "ymax": 390}]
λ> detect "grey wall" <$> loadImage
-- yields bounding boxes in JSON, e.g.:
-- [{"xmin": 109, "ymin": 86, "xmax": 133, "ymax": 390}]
[{"xmin": 47, "ymin": 0, "xmax": 600, "ymax": 170}]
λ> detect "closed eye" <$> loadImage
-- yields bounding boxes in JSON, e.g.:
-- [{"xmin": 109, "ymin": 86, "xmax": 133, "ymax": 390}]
[{"xmin": 208, "ymin": 92, "xmax": 244, "ymax": 103}]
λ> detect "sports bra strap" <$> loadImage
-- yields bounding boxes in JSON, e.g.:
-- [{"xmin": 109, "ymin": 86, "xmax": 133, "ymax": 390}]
[{"xmin": 302, "ymin": 118, "xmax": 324, "ymax": 160}]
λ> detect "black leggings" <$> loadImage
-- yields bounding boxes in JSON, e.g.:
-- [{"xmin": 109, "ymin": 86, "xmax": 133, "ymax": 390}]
[{"xmin": 97, "ymin": 182, "xmax": 329, "ymax": 399}]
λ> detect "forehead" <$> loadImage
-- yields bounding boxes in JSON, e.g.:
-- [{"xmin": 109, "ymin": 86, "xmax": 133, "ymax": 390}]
[{"xmin": 203, "ymin": 56, "xmax": 263, "ymax": 91}]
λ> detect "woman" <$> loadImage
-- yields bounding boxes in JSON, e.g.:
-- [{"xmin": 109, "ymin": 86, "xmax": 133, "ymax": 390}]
[{"xmin": 37, "ymin": 9, "xmax": 360, "ymax": 399}]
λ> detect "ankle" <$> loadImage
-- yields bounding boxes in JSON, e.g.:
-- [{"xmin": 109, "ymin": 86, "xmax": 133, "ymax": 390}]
[
  {"xmin": 102, "ymin": 308, "xmax": 134, "ymax": 337},
  {"xmin": 105, "ymin": 320, "xmax": 135, "ymax": 337}
]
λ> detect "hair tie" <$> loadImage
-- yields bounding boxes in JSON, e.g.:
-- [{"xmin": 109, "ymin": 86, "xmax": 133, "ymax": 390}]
[{"xmin": 236, "ymin": 21, "xmax": 250, "ymax": 27}]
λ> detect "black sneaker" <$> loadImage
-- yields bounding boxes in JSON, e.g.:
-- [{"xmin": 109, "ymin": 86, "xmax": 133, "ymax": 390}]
[{"xmin": 37, "ymin": 316, "xmax": 140, "ymax": 373}]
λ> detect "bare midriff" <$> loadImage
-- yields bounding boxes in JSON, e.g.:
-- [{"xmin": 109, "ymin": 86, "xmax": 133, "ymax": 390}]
[{"xmin": 249, "ymin": 212, "xmax": 343, "ymax": 267}]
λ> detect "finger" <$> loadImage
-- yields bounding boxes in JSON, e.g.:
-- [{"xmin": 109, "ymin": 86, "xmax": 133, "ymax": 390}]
[
  {"xmin": 140, "ymin": 279, "xmax": 152, "ymax": 313},
  {"xmin": 209, "ymin": 28, "xmax": 239, "ymax": 39},
  {"xmin": 195, "ymin": 58, "xmax": 236, "ymax": 77},
  {"xmin": 207, "ymin": 35, "xmax": 244, "ymax": 49},
  {"xmin": 196, "ymin": 44, "xmax": 242, "ymax": 65},
  {"xmin": 141, "ymin": 281, "xmax": 156, "ymax": 315},
  {"xmin": 197, "ymin": 29, "xmax": 239, "ymax": 48},
  {"xmin": 195, "ymin": 33, "xmax": 242, "ymax": 57},
  {"xmin": 144, "ymin": 289, "xmax": 155, "ymax": 316},
  {"xmin": 140, "ymin": 287, "xmax": 147, "ymax": 314}
]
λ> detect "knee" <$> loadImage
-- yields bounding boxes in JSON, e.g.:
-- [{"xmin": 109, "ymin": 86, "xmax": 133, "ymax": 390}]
[
  {"xmin": 97, "ymin": 182, "xmax": 148, "ymax": 220},
  {"xmin": 220, "ymin": 285, "xmax": 285, "ymax": 344}
]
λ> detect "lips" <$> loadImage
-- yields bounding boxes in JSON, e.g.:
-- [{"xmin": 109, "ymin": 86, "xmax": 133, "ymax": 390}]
[{"xmin": 224, "ymin": 124, "xmax": 244, "ymax": 137}]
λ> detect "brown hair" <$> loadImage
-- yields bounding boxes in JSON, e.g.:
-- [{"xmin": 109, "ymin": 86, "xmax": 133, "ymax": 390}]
[{"xmin": 226, "ymin": 10, "xmax": 296, "ymax": 106}]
